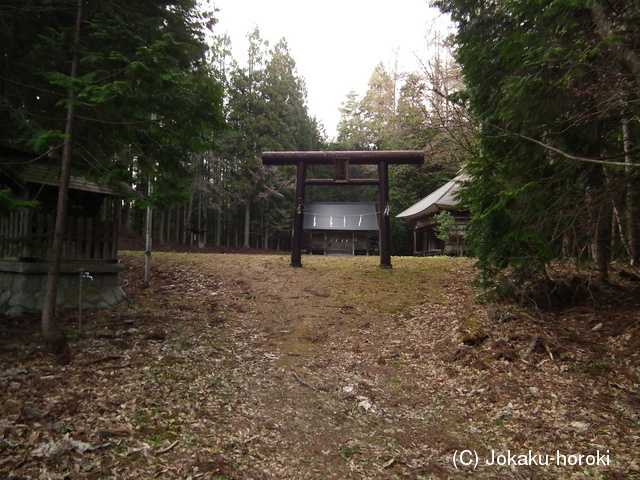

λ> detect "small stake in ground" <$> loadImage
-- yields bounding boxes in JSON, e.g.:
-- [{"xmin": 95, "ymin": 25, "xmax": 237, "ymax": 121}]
[{"xmin": 77, "ymin": 269, "xmax": 93, "ymax": 334}]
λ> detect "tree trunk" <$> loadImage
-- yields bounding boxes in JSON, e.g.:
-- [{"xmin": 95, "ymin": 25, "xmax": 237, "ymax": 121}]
[
  {"xmin": 197, "ymin": 185, "xmax": 203, "ymax": 247},
  {"xmin": 121, "ymin": 201, "xmax": 131, "ymax": 234},
  {"xmin": 623, "ymin": 118, "xmax": 638, "ymax": 265},
  {"xmin": 588, "ymin": 2, "xmax": 640, "ymax": 88},
  {"xmin": 165, "ymin": 208, "xmax": 171, "ymax": 245},
  {"xmin": 215, "ymin": 209, "xmax": 221, "ymax": 247},
  {"xmin": 243, "ymin": 202, "xmax": 250, "ymax": 248},
  {"xmin": 174, "ymin": 205, "xmax": 181, "ymax": 244},
  {"xmin": 158, "ymin": 210, "xmax": 165, "ymax": 244},
  {"xmin": 144, "ymin": 179, "xmax": 152, "ymax": 285},
  {"xmin": 203, "ymin": 205, "xmax": 208, "ymax": 248},
  {"xmin": 263, "ymin": 223, "xmax": 270, "ymax": 250},
  {"xmin": 593, "ymin": 203, "xmax": 611, "ymax": 283},
  {"xmin": 41, "ymin": 0, "xmax": 83, "ymax": 353},
  {"xmin": 612, "ymin": 204, "xmax": 632, "ymax": 259},
  {"xmin": 183, "ymin": 194, "xmax": 193, "ymax": 245}
]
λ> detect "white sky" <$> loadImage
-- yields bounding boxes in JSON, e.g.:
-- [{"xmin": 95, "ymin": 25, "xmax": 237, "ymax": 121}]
[{"xmin": 211, "ymin": 0, "xmax": 452, "ymax": 141}]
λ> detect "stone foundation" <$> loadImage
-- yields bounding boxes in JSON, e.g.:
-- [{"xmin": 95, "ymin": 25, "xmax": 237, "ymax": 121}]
[{"xmin": 0, "ymin": 261, "xmax": 127, "ymax": 316}]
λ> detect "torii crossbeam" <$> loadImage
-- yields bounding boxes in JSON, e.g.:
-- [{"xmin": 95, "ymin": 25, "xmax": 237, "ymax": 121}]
[{"xmin": 261, "ymin": 150, "xmax": 424, "ymax": 268}]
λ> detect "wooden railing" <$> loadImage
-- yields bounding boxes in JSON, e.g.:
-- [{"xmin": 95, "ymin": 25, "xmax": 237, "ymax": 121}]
[{"xmin": 0, "ymin": 209, "xmax": 118, "ymax": 261}]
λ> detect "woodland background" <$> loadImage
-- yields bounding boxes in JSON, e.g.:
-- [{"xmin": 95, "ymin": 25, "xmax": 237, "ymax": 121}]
[
  {"xmin": 1, "ymin": 0, "xmax": 639, "ymax": 317},
  {"xmin": 1, "ymin": 2, "xmax": 639, "ymax": 477}
]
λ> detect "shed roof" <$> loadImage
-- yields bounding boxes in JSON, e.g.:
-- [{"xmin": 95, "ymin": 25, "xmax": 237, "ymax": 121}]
[
  {"xmin": 396, "ymin": 173, "xmax": 469, "ymax": 221},
  {"xmin": 17, "ymin": 163, "xmax": 124, "ymax": 195},
  {"xmin": 303, "ymin": 202, "xmax": 379, "ymax": 231},
  {"xmin": 1, "ymin": 146, "xmax": 134, "ymax": 196}
]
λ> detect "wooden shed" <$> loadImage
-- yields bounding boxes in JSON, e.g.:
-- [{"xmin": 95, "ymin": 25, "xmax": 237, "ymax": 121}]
[
  {"xmin": 396, "ymin": 173, "xmax": 471, "ymax": 256},
  {"xmin": 0, "ymin": 147, "xmax": 129, "ymax": 315},
  {"xmin": 302, "ymin": 202, "xmax": 379, "ymax": 256}
]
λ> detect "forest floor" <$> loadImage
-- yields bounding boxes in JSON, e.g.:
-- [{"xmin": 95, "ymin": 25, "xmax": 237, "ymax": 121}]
[{"xmin": 1, "ymin": 249, "xmax": 640, "ymax": 479}]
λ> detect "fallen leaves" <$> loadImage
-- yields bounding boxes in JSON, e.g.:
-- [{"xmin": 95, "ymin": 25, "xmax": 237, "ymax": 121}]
[
  {"xmin": 32, "ymin": 435, "xmax": 110, "ymax": 458},
  {"xmin": 0, "ymin": 253, "xmax": 638, "ymax": 479}
]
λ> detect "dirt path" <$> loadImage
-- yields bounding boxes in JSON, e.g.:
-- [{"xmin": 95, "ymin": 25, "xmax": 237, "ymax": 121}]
[
  {"xmin": 1, "ymin": 253, "xmax": 638, "ymax": 479},
  {"xmin": 180, "ymin": 254, "xmax": 479, "ymax": 478}
]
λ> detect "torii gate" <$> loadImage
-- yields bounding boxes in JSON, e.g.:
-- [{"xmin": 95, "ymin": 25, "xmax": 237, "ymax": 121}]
[{"xmin": 261, "ymin": 150, "xmax": 424, "ymax": 268}]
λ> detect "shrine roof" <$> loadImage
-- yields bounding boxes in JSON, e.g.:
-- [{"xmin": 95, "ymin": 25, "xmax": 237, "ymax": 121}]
[{"xmin": 396, "ymin": 173, "xmax": 469, "ymax": 221}]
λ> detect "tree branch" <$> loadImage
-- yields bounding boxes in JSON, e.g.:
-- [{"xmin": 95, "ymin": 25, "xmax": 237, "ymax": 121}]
[
  {"xmin": 75, "ymin": 115, "xmax": 163, "ymax": 125},
  {"xmin": 486, "ymin": 123, "xmax": 640, "ymax": 168},
  {"xmin": 587, "ymin": 1, "xmax": 640, "ymax": 89}
]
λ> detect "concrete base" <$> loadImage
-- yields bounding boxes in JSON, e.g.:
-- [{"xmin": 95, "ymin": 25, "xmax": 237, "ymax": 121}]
[{"xmin": 0, "ymin": 261, "xmax": 127, "ymax": 316}]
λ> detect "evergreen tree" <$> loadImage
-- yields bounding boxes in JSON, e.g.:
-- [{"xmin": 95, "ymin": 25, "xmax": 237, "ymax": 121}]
[
  {"xmin": 432, "ymin": 0, "xmax": 640, "ymax": 284},
  {"xmin": 336, "ymin": 63, "xmax": 401, "ymax": 150},
  {"xmin": 333, "ymin": 51, "xmax": 472, "ymax": 254},
  {"xmin": 361, "ymin": 63, "xmax": 400, "ymax": 150},
  {"xmin": 223, "ymin": 29, "xmax": 324, "ymax": 249},
  {"xmin": 336, "ymin": 90, "xmax": 369, "ymax": 150},
  {"xmin": 389, "ymin": 163, "xmax": 453, "ymax": 255},
  {"xmin": 395, "ymin": 74, "xmax": 433, "ymax": 150},
  {"xmin": 0, "ymin": 0, "xmax": 225, "ymax": 349}
]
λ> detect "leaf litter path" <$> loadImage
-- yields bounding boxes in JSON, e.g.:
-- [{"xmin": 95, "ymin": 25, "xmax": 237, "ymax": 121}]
[{"xmin": 1, "ymin": 253, "xmax": 638, "ymax": 479}]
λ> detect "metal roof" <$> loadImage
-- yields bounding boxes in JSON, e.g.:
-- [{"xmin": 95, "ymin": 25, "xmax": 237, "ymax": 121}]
[
  {"xmin": 396, "ymin": 173, "xmax": 469, "ymax": 221},
  {"xmin": 303, "ymin": 202, "xmax": 379, "ymax": 231}
]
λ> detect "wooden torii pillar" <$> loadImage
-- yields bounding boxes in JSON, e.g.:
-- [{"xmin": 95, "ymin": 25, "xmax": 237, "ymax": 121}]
[{"xmin": 261, "ymin": 150, "xmax": 424, "ymax": 268}]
